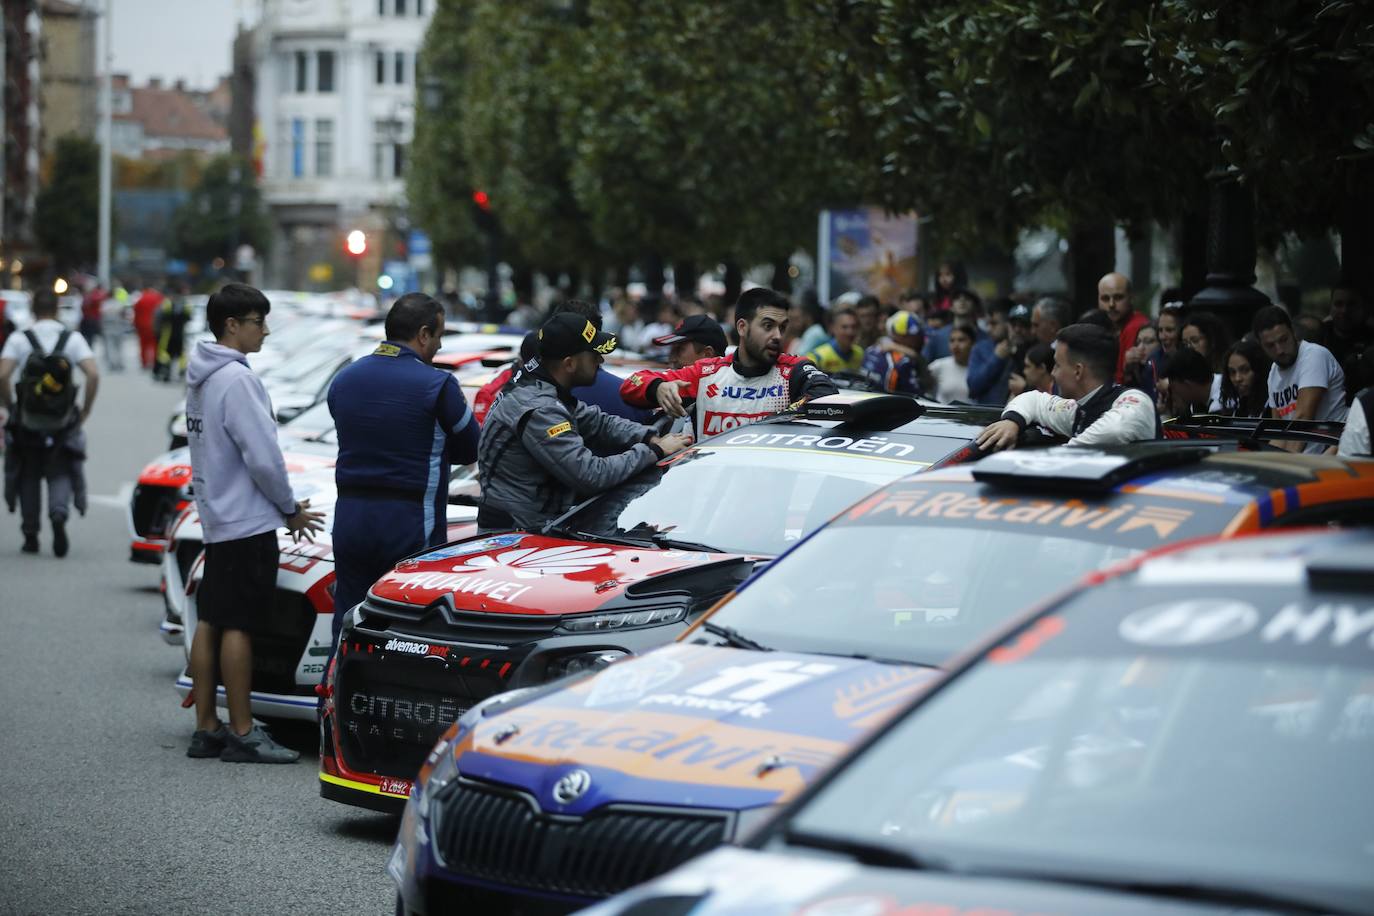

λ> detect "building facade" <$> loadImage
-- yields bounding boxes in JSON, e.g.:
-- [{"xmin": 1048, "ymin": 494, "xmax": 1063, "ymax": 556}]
[
  {"xmin": 37, "ymin": 0, "xmax": 95, "ymax": 156},
  {"xmin": 110, "ymin": 75, "xmax": 231, "ymax": 161},
  {"xmin": 2, "ymin": 0, "xmax": 43, "ymax": 269},
  {"xmin": 255, "ymin": 0, "xmax": 431, "ymax": 288}
]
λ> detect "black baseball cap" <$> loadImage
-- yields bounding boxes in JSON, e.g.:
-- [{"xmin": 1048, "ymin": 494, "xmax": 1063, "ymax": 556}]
[
  {"xmin": 1008, "ymin": 303, "xmax": 1032, "ymax": 324},
  {"xmin": 652, "ymin": 314, "xmax": 727, "ymax": 353},
  {"xmin": 538, "ymin": 313, "xmax": 619, "ymax": 359}
]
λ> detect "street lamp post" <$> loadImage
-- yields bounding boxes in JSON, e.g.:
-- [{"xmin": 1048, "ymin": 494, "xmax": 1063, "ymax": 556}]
[
  {"xmin": 96, "ymin": 0, "xmax": 113, "ymax": 287},
  {"xmin": 1187, "ymin": 170, "xmax": 1271, "ymax": 341}
]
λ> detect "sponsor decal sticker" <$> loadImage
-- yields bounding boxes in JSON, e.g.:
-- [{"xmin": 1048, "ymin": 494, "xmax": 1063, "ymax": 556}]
[
  {"xmin": 379, "ymin": 776, "xmax": 412, "ymax": 797},
  {"xmin": 585, "ymin": 654, "xmax": 684, "ymax": 708},
  {"xmin": 414, "ymin": 534, "xmax": 525, "ymax": 562},
  {"xmin": 581, "ymin": 320, "xmax": 596, "ymax": 343},
  {"xmin": 374, "ymin": 343, "xmax": 401, "ymax": 357},
  {"xmin": 449, "ymin": 545, "xmax": 614, "ymax": 579},
  {"xmin": 547, "ymin": 421, "xmax": 572, "ymax": 438},
  {"xmin": 384, "ymin": 638, "xmax": 451, "ymax": 659}
]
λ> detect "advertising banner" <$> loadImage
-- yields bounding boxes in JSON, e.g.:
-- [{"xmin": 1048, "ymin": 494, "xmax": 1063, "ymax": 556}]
[{"xmin": 817, "ymin": 208, "xmax": 919, "ymax": 305}]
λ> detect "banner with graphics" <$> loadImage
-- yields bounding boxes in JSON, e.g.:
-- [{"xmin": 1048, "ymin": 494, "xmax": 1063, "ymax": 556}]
[{"xmin": 817, "ymin": 208, "xmax": 920, "ymax": 305}]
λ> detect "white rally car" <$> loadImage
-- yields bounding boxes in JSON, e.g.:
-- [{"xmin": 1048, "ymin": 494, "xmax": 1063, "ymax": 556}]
[{"xmin": 168, "ymin": 468, "xmax": 480, "ymax": 722}]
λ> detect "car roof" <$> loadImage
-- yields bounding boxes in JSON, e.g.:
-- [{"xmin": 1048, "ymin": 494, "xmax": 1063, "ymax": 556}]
[
  {"xmin": 889, "ymin": 443, "xmax": 1374, "ymax": 501},
  {"xmin": 1124, "ymin": 527, "xmax": 1374, "ymax": 590}
]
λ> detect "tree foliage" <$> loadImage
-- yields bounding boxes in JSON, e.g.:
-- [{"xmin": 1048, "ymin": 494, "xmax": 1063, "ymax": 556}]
[
  {"xmin": 408, "ymin": 0, "xmax": 1373, "ymax": 276},
  {"xmin": 408, "ymin": 0, "xmax": 483, "ymax": 274},
  {"xmin": 168, "ymin": 154, "xmax": 270, "ymax": 266},
  {"xmin": 35, "ymin": 136, "xmax": 100, "ymax": 272}
]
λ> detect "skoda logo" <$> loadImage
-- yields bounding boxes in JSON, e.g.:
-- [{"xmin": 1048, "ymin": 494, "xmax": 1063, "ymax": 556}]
[{"xmin": 552, "ymin": 769, "xmax": 592, "ymax": 805}]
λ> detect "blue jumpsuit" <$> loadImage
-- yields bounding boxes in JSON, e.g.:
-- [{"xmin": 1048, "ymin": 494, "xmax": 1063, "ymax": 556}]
[{"xmin": 326, "ymin": 342, "xmax": 479, "ymax": 643}]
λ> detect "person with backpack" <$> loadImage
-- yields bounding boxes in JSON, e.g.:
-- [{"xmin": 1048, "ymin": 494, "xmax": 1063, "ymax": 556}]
[{"xmin": 0, "ymin": 288, "xmax": 100, "ymax": 556}]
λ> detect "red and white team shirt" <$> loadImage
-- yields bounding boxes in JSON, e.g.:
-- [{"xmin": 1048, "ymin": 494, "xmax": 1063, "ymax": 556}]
[{"xmin": 621, "ymin": 354, "xmax": 823, "ymax": 436}]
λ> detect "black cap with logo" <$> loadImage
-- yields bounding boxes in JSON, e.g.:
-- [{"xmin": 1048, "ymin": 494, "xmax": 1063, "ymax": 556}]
[
  {"xmin": 652, "ymin": 314, "xmax": 728, "ymax": 353},
  {"xmin": 538, "ymin": 313, "xmax": 619, "ymax": 360}
]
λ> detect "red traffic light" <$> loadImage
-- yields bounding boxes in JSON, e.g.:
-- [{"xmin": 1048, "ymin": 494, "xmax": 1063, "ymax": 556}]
[
  {"xmin": 345, "ymin": 229, "xmax": 367, "ymax": 257},
  {"xmin": 472, "ymin": 190, "xmax": 491, "ymax": 211}
]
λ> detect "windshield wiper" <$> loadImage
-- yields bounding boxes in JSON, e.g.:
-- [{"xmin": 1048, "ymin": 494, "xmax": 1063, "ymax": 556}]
[
  {"xmin": 781, "ymin": 826, "xmax": 947, "ymax": 871},
  {"xmin": 647, "ymin": 532, "xmax": 724, "ymax": 553},
  {"xmin": 541, "ymin": 525, "xmax": 653, "ymax": 548},
  {"xmin": 955, "ymin": 868, "xmax": 1339, "ymax": 915},
  {"xmin": 821, "ymin": 651, "xmax": 941, "ymax": 670},
  {"xmin": 701, "ymin": 621, "xmax": 771, "ymax": 652}
]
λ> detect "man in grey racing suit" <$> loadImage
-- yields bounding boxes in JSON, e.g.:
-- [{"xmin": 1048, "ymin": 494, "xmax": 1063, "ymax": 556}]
[
  {"xmin": 976, "ymin": 323, "xmax": 1159, "ymax": 450},
  {"xmin": 477, "ymin": 313, "xmax": 692, "ymax": 531}
]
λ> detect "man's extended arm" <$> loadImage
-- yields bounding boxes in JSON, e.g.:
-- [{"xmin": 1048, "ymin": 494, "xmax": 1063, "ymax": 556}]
[
  {"xmin": 521, "ymin": 404, "xmax": 661, "ymax": 495},
  {"xmin": 1274, "ymin": 387, "xmax": 1327, "ymax": 452},
  {"xmin": 620, "ymin": 361, "xmax": 706, "ymax": 416},
  {"xmin": 77, "ymin": 357, "xmax": 100, "ymax": 423},
  {"xmin": 786, "ymin": 358, "xmax": 839, "ymax": 403},
  {"xmin": 0, "ymin": 356, "xmax": 14, "ymax": 418},
  {"xmin": 437, "ymin": 374, "xmax": 480, "ymax": 464}
]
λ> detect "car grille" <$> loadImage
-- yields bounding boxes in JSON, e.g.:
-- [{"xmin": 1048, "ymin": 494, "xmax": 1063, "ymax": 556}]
[
  {"xmin": 432, "ymin": 781, "xmax": 729, "ymax": 899},
  {"xmin": 131, "ymin": 484, "xmax": 181, "ymax": 539},
  {"xmin": 249, "ymin": 589, "xmax": 316, "ymax": 696},
  {"xmin": 334, "ymin": 641, "xmax": 513, "ymax": 778}
]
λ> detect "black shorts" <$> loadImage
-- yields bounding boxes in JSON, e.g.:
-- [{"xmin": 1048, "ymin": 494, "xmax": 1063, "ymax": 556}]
[{"xmin": 198, "ymin": 530, "xmax": 279, "ymax": 633}]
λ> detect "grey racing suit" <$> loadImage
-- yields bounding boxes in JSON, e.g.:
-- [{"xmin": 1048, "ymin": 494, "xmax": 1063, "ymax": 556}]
[{"xmin": 477, "ymin": 367, "xmax": 664, "ymax": 531}]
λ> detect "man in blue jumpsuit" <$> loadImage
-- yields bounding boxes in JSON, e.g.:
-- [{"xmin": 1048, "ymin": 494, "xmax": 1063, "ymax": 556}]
[{"xmin": 327, "ymin": 293, "xmax": 479, "ymax": 642}]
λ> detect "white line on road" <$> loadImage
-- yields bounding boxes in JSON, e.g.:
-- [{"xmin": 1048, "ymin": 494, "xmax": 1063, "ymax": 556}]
[{"xmin": 89, "ymin": 482, "xmax": 134, "ymax": 509}]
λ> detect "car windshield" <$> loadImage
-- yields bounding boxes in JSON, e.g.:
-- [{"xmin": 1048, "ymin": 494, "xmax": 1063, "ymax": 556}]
[
  {"xmin": 283, "ymin": 400, "xmax": 336, "ymax": 437},
  {"xmin": 560, "ymin": 442, "xmax": 955, "ymax": 556},
  {"xmin": 707, "ymin": 523, "xmax": 1139, "ymax": 665},
  {"xmin": 782, "ymin": 581, "xmax": 1374, "ymax": 915}
]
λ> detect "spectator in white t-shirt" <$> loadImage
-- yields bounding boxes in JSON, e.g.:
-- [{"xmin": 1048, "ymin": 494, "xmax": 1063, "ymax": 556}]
[
  {"xmin": 929, "ymin": 323, "xmax": 974, "ymax": 403},
  {"xmin": 1254, "ymin": 305, "xmax": 1347, "ymax": 453},
  {"xmin": 1338, "ymin": 389, "xmax": 1370, "ymax": 457}
]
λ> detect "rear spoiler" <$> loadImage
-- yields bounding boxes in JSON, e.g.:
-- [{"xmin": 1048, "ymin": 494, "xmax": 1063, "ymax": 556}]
[{"xmin": 1163, "ymin": 414, "xmax": 1344, "ymax": 449}]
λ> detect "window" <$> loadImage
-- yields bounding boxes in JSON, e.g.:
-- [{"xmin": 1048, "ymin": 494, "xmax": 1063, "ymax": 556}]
[
  {"xmin": 394, "ymin": 51, "xmax": 407, "ymax": 85},
  {"xmin": 314, "ymin": 119, "xmax": 333, "ymax": 177},
  {"xmin": 373, "ymin": 119, "xmax": 407, "ymax": 179},
  {"xmin": 291, "ymin": 118, "xmax": 305, "ymax": 178},
  {"xmin": 395, "ymin": 0, "xmax": 407, "ymax": 13},
  {"xmin": 375, "ymin": 50, "xmax": 386, "ymax": 85},
  {"xmin": 377, "ymin": 0, "xmax": 385, "ymax": 14},
  {"xmin": 294, "ymin": 51, "xmax": 308, "ymax": 93},
  {"xmin": 317, "ymin": 51, "xmax": 335, "ymax": 93},
  {"xmin": 392, "ymin": 141, "xmax": 406, "ymax": 178},
  {"xmin": 416, "ymin": 0, "xmax": 425, "ymax": 14}
]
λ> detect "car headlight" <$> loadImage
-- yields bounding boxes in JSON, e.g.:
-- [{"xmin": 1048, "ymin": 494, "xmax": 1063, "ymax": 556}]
[
  {"xmin": 558, "ymin": 606, "xmax": 685, "ymax": 633},
  {"xmin": 546, "ymin": 650, "xmax": 627, "ymax": 680},
  {"xmin": 415, "ymin": 738, "xmax": 458, "ymax": 826},
  {"xmin": 732, "ymin": 804, "xmax": 779, "ymax": 842}
]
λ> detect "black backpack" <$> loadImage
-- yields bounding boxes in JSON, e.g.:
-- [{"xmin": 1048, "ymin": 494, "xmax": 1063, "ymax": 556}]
[{"xmin": 16, "ymin": 329, "xmax": 79, "ymax": 432}]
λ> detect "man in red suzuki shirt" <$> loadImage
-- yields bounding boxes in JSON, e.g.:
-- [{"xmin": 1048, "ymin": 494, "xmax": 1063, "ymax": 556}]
[{"xmin": 620, "ymin": 287, "xmax": 838, "ymax": 435}]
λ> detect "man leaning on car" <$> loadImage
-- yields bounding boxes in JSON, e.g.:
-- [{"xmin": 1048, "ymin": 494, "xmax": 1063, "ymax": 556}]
[{"xmin": 477, "ymin": 312, "xmax": 693, "ymax": 532}]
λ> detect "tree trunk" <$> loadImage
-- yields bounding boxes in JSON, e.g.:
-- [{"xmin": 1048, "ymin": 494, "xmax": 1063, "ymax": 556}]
[
  {"xmin": 723, "ymin": 261, "xmax": 743, "ymax": 306},
  {"xmin": 771, "ymin": 257, "xmax": 792, "ymax": 294},
  {"xmin": 1067, "ymin": 222, "xmax": 1115, "ymax": 318},
  {"xmin": 1339, "ymin": 163, "xmax": 1374, "ymax": 297},
  {"xmin": 642, "ymin": 254, "xmax": 666, "ymax": 298},
  {"xmin": 1178, "ymin": 198, "xmax": 1209, "ymax": 302},
  {"xmin": 672, "ymin": 260, "xmax": 697, "ymax": 299}
]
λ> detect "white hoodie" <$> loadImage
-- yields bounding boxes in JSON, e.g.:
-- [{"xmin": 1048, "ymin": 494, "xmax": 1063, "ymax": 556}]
[{"xmin": 185, "ymin": 341, "xmax": 296, "ymax": 543}]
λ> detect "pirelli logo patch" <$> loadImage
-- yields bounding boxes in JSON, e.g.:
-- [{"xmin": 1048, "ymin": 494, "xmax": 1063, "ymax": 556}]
[
  {"xmin": 374, "ymin": 343, "xmax": 402, "ymax": 357},
  {"xmin": 547, "ymin": 422, "xmax": 572, "ymax": 438}
]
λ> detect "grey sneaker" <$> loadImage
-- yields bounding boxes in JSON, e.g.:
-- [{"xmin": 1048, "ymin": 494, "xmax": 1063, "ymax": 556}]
[
  {"xmin": 220, "ymin": 724, "xmax": 300, "ymax": 764},
  {"xmin": 187, "ymin": 724, "xmax": 228, "ymax": 758}
]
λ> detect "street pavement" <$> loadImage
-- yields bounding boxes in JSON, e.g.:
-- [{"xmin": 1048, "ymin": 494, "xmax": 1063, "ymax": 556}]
[{"xmin": 0, "ymin": 358, "xmax": 395, "ymax": 915}]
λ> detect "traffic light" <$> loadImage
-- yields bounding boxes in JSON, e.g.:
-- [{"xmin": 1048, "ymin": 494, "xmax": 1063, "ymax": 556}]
[
  {"xmin": 472, "ymin": 190, "xmax": 497, "ymax": 233},
  {"xmin": 345, "ymin": 229, "xmax": 368, "ymax": 258},
  {"xmin": 472, "ymin": 190, "xmax": 490, "ymax": 211}
]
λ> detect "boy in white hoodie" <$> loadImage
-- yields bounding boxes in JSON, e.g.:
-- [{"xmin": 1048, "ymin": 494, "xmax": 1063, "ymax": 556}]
[{"xmin": 184, "ymin": 284, "xmax": 323, "ymax": 763}]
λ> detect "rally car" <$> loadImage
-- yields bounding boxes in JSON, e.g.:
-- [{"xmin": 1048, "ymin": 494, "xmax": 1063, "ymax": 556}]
[
  {"xmin": 320, "ymin": 394, "xmax": 1002, "ymax": 811},
  {"xmin": 584, "ymin": 527, "xmax": 1374, "ymax": 916},
  {"xmin": 385, "ymin": 441, "xmax": 1374, "ymax": 912},
  {"xmin": 166, "ymin": 455, "xmax": 483, "ymax": 718}
]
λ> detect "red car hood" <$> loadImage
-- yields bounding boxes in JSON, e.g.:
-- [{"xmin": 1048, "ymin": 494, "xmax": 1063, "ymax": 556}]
[
  {"xmin": 371, "ymin": 533, "xmax": 748, "ymax": 616},
  {"xmin": 138, "ymin": 447, "xmax": 334, "ymax": 488}
]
